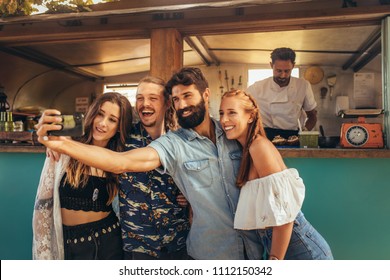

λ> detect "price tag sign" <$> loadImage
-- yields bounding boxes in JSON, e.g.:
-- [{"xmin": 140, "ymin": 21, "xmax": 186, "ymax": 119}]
[{"xmin": 75, "ymin": 97, "xmax": 89, "ymax": 113}]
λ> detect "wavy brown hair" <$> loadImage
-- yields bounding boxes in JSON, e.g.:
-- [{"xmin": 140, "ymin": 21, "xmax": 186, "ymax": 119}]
[
  {"xmin": 65, "ymin": 92, "xmax": 133, "ymax": 204},
  {"xmin": 221, "ymin": 89, "xmax": 266, "ymax": 188}
]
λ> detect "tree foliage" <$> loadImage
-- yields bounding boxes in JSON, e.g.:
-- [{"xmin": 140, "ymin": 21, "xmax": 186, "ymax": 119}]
[{"xmin": 0, "ymin": 0, "xmax": 112, "ymax": 17}]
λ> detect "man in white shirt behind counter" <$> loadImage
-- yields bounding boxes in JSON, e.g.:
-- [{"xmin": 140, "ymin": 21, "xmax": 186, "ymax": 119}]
[{"xmin": 246, "ymin": 47, "xmax": 317, "ymax": 141}]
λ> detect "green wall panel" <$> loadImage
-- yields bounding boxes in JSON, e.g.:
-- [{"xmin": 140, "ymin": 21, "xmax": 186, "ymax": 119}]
[
  {"xmin": 285, "ymin": 158, "xmax": 390, "ymax": 260},
  {"xmin": 0, "ymin": 153, "xmax": 45, "ymax": 260},
  {"xmin": 1, "ymin": 153, "xmax": 389, "ymax": 259}
]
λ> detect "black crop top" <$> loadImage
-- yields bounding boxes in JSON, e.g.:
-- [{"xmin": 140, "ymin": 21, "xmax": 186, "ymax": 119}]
[{"xmin": 59, "ymin": 173, "xmax": 112, "ymax": 212}]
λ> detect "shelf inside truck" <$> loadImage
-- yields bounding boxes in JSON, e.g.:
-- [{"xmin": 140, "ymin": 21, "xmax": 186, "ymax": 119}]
[
  {"xmin": 338, "ymin": 109, "xmax": 384, "ymax": 118},
  {"xmin": 0, "ymin": 131, "xmax": 40, "ymax": 145}
]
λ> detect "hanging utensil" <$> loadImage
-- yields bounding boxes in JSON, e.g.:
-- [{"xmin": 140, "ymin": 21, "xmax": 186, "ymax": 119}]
[
  {"xmin": 319, "ymin": 125, "xmax": 325, "ymax": 137},
  {"xmin": 320, "ymin": 87, "xmax": 328, "ymax": 99},
  {"xmin": 238, "ymin": 75, "xmax": 242, "ymax": 88},
  {"xmin": 327, "ymin": 75, "xmax": 337, "ymax": 100},
  {"xmin": 218, "ymin": 70, "xmax": 224, "ymax": 93},
  {"xmin": 231, "ymin": 76, "xmax": 234, "ymax": 89},
  {"xmin": 225, "ymin": 70, "xmax": 229, "ymax": 90}
]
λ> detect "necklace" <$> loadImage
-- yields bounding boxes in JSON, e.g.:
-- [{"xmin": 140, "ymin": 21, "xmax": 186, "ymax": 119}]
[
  {"xmin": 90, "ymin": 167, "xmax": 103, "ymax": 202},
  {"xmin": 92, "ymin": 187, "xmax": 99, "ymax": 202}
]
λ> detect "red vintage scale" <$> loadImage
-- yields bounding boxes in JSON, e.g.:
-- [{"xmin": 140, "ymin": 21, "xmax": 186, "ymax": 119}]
[{"xmin": 339, "ymin": 109, "xmax": 384, "ymax": 148}]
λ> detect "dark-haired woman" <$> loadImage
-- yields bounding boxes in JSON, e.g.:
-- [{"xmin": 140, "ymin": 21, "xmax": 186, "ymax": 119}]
[{"xmin": 33, "ymin": 92, "xmax": 132, "ymax": 259}]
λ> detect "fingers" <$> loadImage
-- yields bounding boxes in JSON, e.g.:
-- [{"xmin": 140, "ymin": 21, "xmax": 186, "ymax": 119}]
[
  {"xmin": 35, "ymin": 111, "xmax": 68, "ymax": 151},
  {"xmin": 46, "ymin": 148, "xmax": 61, "ymax": 161},
  {"xmin": 35, "ymin": 109, "xmax": 63, "ymax": 137},
  {"xmin": 35, "ymin": 109, "xmax": 62, "ymax": 131},
  {"xmin": 37, "ymin": 133, "xmax": 52, "ymax": 143},
  {"xmin": 51, "ymin": 150, "xmax": 61, "ymax": 162},
  {"xmin": 42, "ymin": 109, "xmax": 62, "ymax": 119},
  {"xmin": 36, "ymin": 123, "xmax": 62, "ymax": 137},
  {"xmin": 176, "ymin": 194, "xmax": 188, "ymax": 207}
]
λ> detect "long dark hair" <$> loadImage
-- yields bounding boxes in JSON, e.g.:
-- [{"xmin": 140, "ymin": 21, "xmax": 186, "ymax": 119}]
[
  {"xmin": 65, "ymin": 92, "xmax": 133, "ymax": 204},
  {"xmin": 221, "ymin": 89, "xmax": 266, "ymax": 188}
]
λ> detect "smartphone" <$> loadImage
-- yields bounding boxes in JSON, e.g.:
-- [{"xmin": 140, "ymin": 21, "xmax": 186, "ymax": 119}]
[{"xmin": 48, "ymin": 113, "xmax": 85, "ymax": 137}]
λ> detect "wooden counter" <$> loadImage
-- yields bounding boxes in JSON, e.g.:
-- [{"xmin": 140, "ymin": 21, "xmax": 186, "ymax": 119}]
[
  {"xmin": 0, "ymin": 145, "xmax": 46, "ymax": 153},
  {"xmin": 1, "ymin": 144, "xmax": 390, "ymax": 158},
  {"xmin": 278, "ymin": 147, "xmax": 390, "ymax": 158}
]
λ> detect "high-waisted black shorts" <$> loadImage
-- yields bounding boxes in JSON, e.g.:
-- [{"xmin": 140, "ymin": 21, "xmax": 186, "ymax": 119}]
[{"xmin": 63, "ymin": 211, "xmax": 123, "ymax": 260}]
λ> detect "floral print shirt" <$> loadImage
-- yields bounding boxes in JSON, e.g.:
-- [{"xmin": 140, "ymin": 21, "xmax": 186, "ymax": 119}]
[{"xmin": 119, "ymin": 122, "xmax": 190, "ymax": 257}]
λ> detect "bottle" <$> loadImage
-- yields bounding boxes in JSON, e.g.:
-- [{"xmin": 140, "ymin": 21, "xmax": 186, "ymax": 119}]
[
  {"xmin": 0, "ymin": 111, "xmax": 5, "ymax": 132},
  {"xmin": 26, "ymin": 116, "xmax": 37, "ymax": 132},
  {"xmin": 4, "ymin": 111, "xmax": 14, "ymax": 132}
]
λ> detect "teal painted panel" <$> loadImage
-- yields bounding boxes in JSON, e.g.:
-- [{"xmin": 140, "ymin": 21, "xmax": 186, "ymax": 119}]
[
  {"xmin": 0, "ymin": 153, "xmax": 45, "ymax": 260},
  {"xmin": 0, "ymin": 153, "xmax": 389, "ymax": 260},
  {"xmin": 285, "ymin": 158, "xmax": 390, "ymax": 260}
]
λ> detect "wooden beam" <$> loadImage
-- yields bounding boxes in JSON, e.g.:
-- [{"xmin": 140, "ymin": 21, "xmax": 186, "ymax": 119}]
[
  {"xmin": 150, "ymin": 29, "xmax": 183, "ymax": 82},
  {"xmin": 0, "ymin": 46, "xmax": 101, "ymax": 81},
  {"xmin": 184, "ymin": 37, "xmax": 212, "ymax": 66},
  {"xmin": 196, "ymin": 36, "xmax": 220, "ymax": 66},
  {"xmin": 342, "ymin": 26, "xmax": 381, "ymax": 70},
  {"xmin": 352, "ymin": 40, "xmax": 382, "ymax": 72},
  {"xmin": 174, "ymin": 5, "xmax": 390, "ymax": 36},
  {"xmin": 1, "ymin": 3, "xmax": 389, "ymax": 46},
  {"xmin": 90, "ymin": 0, "xmax": 310, "ymax": 12}
]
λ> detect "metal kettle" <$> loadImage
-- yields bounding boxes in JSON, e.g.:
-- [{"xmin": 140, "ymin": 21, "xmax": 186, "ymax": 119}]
[{"xmin": 0, "ymin": 86, "xmax": 10, "ymax": 112}]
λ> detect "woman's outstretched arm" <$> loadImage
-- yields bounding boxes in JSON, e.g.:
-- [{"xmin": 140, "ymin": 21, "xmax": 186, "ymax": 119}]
[{"xmin": 36, "ymin": 116, "xmax": 161, "ymax": 174}]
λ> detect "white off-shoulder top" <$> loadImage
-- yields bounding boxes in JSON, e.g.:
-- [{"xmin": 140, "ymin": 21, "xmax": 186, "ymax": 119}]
[{"xmin": 234, "ymin": 168, "xmax": 305, "ymax": 230}]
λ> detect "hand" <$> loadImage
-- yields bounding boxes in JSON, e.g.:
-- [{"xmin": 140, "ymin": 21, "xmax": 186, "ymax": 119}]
[
  {"xmin": 176, "ymin": 193, "xmax": 188, "ymax": 207},
  {"xmin": 36, "ymin": 109, "xmax": 66, "ymax": 151},
  {"xmin": 46, "ymin": 148, "xmax": 61, "ymax": 162},
  {"xmin": 35, "ymin": 109, "xmax": 62, "ymax": 132}
]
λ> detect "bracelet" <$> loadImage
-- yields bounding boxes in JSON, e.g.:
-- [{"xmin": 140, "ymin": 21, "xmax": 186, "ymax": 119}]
[{"xmin": 269, "ymin": 255, "xmax": 279, "ymax": 260}]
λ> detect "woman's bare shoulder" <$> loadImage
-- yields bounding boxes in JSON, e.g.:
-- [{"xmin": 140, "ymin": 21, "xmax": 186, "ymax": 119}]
[
  {"xmin": 249, "ymin": 135, "xmax": 276, "ymax": 154},
  {"xmin": 249, "ymin": 135, "xmax": 285, "ymax": 175}
]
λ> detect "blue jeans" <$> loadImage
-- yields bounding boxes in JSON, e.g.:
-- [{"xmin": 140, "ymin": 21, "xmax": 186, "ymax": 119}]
[{"xmin": 256, "ymin": 211, "xmax": 333, "ymax": 260}]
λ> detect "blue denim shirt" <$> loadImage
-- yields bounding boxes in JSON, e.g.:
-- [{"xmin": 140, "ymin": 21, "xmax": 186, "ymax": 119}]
[{"xmin": 149, "ymin": 119, "xmax": 263, "ymax": 260}]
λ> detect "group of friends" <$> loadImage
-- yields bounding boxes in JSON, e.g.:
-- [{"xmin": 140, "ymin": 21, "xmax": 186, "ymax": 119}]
[{"xmin": 32, "ymin": 47, "xmax": 333, "ymax": 260}]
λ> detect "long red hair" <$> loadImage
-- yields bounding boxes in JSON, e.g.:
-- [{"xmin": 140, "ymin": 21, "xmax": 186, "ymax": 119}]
[{"xmin": 221, "ymin": 89, "xmax": 266, "ymax": 188}]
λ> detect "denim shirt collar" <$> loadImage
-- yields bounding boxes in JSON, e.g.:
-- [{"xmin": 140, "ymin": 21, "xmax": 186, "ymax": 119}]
[{"xmin": 181, "ymin": 118, "xmax": 224, "ymax": 141}]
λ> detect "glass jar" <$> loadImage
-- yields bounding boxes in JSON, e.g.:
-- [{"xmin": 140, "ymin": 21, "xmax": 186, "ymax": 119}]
[
  {"xmin": 26, "ymin": 116, "xmax": 37, "ymax": 132},
  {"xmin": 14, "ymin": 120, "xmax": 24, "ymax": 132}
]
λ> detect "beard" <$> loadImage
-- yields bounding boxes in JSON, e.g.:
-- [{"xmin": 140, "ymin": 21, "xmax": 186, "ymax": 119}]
[
  {"xmin": 274, "ymin": 76, "xmax": 290, "ymax": 87},
  {"xmin": 176, "ymin": 98, "xmax": 206, "ymax": 129}
]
